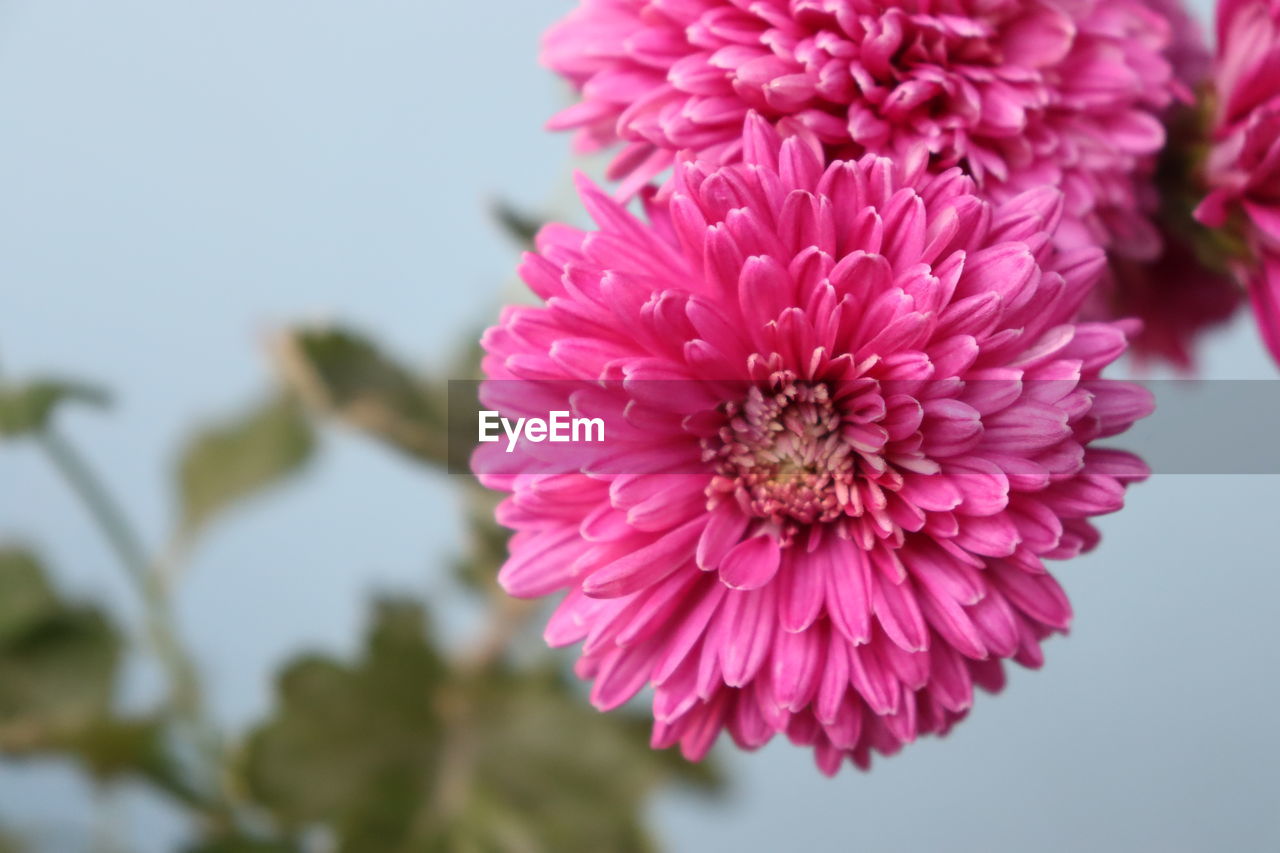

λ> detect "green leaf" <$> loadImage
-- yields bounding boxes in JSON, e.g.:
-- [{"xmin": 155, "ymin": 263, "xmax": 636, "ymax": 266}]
[
  {"xmin": 0, "ymin": 549, "xmax": 121, "ymax": 752},
  {"xmin": 0, "ymin": 379, "xmax": 108, "ymax": 437},
  {"xmin": 453, "ymin": 668, "xmax": 720, "ymax": 853},
  {"xmin": 243, "ymin": 600, "xmax": 447, "ymax": 849},
  {"xmin": 490, "ymin": 199, "xmax": 546, "ymax": 250},
  {"xmin": 68, "ymin": 716, "xmax": 209, "ymax": 807},
  {"xmin": 242, "ymin": 598, "xmax": 719, "ymax": 853},
  {"xmin": 0, "ymin": 554, "xmax": 208, "ymax": 809},
  {"xmin": 273, "ymin": 326, "xmax": 451, "ymax": 467},
  {"xmin": 0, "ymin": 549, "xmax": 60, "ymax": 645},
  {"xmin": 177, "ymin": 394, "xmax": 315, "ymax": 538}
]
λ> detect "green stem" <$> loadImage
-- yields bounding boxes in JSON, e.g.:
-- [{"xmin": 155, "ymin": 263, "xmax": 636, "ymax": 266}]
[
  {"xmin": 37, "ymin": 430, "xmax": 153, "ymax": 591},
  {"xmin": 37, "ymin": 428, "xmax": 226, "ymax": 814}
]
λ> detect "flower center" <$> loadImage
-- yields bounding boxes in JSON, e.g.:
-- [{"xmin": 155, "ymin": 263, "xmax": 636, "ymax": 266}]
[{"xmin": 703, "ymin": 378, "xmax": 856, "ymax": 534}]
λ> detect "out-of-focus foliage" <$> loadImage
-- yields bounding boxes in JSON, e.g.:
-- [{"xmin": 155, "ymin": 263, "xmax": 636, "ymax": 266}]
[
  {"xmin": 276, "ymin": 324, "xmax": 502, "ymax": 591},
  {"xmin": 177, "ymin": 394, "xmax": 315, "ymax": 538},
  {"xmin": 0, "ymin": 548, "xmax": 120, "ymax": 752},
  {"xmin": 243, "ymin": 600, "xmax": 448, "ymax": 845},
  {"xmin": 457, "ymin": 666, "xmax": 720, "ymax": 852},
  {"xmin": 244, "ymin": 600, "xmax": 717, "ymax": 853},
  {"xmin": 1, "ymin": 320, "xmax": 720, "ymax": 850},
  {"xmin": 274, "ymin": 324, "xmax": 493, "ymax": 473},
  {"xmin": 0, "ymin": 378, "xmax": 108, "ymax": 437},
  {"xmin": 0, "ymin": 550, "xmax": 59, "ymax": 645},
  {"xmin": 273, "ymin": 327, "xmax": 450, "ymax": 467},
  {"xmin": 70, "ymin": 716, "xmax": 206, "ymax": 808},
  {"xmin": 491, "ymin": 199, "xmax": 546, "ymax": 250},
  {"xmin": 0, "ymin": 550, "xmax": 201, "ymax": 807}
]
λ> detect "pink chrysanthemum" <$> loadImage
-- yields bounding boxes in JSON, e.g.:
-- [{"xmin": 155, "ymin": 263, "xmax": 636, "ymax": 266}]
[
  {"xmin": 477, "ymin": 118, "xmax": 1151, "ymax": 773},
  {"xmin": 544, "ymin": 0, "xmax": 1181, "ymax": 260},
  {"xmin": 1083, "ymin": 0, "xmax": 1241, "ymax": 370},
  {"xmin": 1195, "ymin": 0, "xmax": 1280, "ymax": 363},
  {"xmin": 1096, "ymin": 235, "xmax": 1241, "ymax": 370}
]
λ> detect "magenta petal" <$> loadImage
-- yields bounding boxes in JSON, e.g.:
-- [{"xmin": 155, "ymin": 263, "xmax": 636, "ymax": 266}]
[
  {"xmin": 719, "ymin": 534, "xmax": 782, "ymax": 590},
  {"xmin": 721, "ymin": 585, "xmax": 777, "ymax": 686},
  {"xmin": 779, "ymin": 549, "xmax": 825, "ymax": 632},
  {"xmin": 583, "ymin": 518, "xmax": 704, "ymax": 598},
  {"xmin": 873, "ymin": 576, "xmax": 929, "ymax": 652},
  {"xmin": 821, "ymin": 537, "xmax": 872, "ymax": 645},
  {"xmin": 696, "ymin": 504, "xmax": 750, "ymax": 570}
]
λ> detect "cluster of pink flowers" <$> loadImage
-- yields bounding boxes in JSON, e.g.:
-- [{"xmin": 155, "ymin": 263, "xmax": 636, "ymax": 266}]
[{"xmin": 476, "ymin": 0, "xmax": 1278, "ymax": 775}]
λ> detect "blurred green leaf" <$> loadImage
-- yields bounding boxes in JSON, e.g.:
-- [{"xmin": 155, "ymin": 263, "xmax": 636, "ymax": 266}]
[
  {"xmin": 177, "ymin": 394, "xmax": 315, "ymax": 538},
  {"xmin": 274, "ymin": 326, "xmax": 451, "ymax": 467},
  {"xmin": 0, "ymin": 549, "xmax": 60, "ymax": 645},
  {"xmin": 0, "ymin": 554, "xmax": 208, "ymax": 811},
  {"xmin": 0, "ymin": 548, "xmax": 121, "ymax": 753},
  {"xmin": 0, "ymin": 379, "xmax": 108, "ymax": 438},
  {"xmin": 67, "ymin": 716, "xmax": 210, "ymax": 808},
  {"xmin": 243, "ymin": 598, "xmax": 718, "ymax": 853},
  {"xmin": 243, "ymin": 600, "xmax": 447, "ymax": 849},
  {"xmin": 443, "ymin": 666, "xmax": 720, "ymax": 853},
  {"xmin": 490, "ymin": 199, "xmax": 546, "ymax": 250}
]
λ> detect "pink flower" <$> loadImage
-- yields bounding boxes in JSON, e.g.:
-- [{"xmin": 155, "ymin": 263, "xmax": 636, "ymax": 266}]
[
  {"xmin": 1081, "ymin": 0, "xmax": 1241, "ymax": 370},
  {"xmin": 1092, "ymin": 232, "xmax": 1241, "ymax": 371},
  {"xmin": 1196, "ymin": 0, "xmax": 1280, "ymax": 363},
  {"xmin": 1140, "ymin": 0, "xmax": 1212, "ymax": 90},
  {"xmin": 478, "ymin": 118, "xmax": 1151, "ymax": 773},
  {"xmin": 544, "ymin": 0, "xmax": 1181, "ymax": 260}
]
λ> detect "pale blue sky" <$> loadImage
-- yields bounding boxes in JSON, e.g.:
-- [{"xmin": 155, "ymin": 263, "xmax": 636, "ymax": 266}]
[{"xmin": 1, "ymin": 1, "xmax": 1277, "ymax": 850}]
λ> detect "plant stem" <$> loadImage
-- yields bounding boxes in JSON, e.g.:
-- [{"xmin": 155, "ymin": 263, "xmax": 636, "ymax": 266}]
[
  {"xmin": 37, "ymin": 431, "xmax": 196, "ymax": 702},
  {"xmin": 37, "ymin": 428, "xmax": 225, "ymax": 811},
  {"xmin": 37, "ymin": 430, "xmax": 153, "ymax": 591},
  {"xmin": 415, "ymin": 508, "xmax": 537, "ymax": 838}
]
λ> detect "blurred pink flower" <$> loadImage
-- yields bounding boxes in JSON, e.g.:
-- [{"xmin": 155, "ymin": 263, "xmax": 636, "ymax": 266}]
[
  {"xmin": 1140, "ymin": 0, "xmax": 1212, "ymax": 89},
  {"xmin": 478, "ymin": 118, "xmax": 1151, "ymax": 773},
  {"xmin": 1081, "ymin": 0, "xmax": 1241, "ymax": 370},
  {"xmin": 1196, "ymin": 0, "xmax": 1280, "ymax": 362},
  {"xmin": 1095, "ymin": 233, "xmax": 1241, "ymax": 370},
  {"xmin": 544, "ymin": 0, "xmax": 1180, "ymax": 260}
]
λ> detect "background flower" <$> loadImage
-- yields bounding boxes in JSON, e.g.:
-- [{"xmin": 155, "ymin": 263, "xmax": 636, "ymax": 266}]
[
  {"xmin": 1084, "ymin": 0, "xmax": 1242, "ymax": 370},
  {"xmin": 480, "ymin": 118, "xmax": 1152, "ymax": 773},
  {"xmin": 1196, "ymin": 0, "xmax": 1280, "ymax": 363},
  {"xmin": 544, "ymin": 0, "xmax": 1181, "ymax": 264},
  {"xmin": 1096, "ymin": 233, "xmax": 1241, "ymax": 370}
]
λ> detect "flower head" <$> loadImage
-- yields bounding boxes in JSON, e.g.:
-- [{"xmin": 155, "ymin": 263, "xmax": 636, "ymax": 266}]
[
  {"xmin": 1090, "ymin": 231, "xmax": 1241, "ymax": 371},
  {"xmin": 1077, "ymin": 0, "xmax": 1240, "ymax": 370},
  {"xmin": 1196, "ymin": 0, "xmax": 1280, "ymax": 363},
  {"xmin": 479, "ymin": 118, "xmax": 1151, "ymax": 772},
  {"xmin": 544, "ymin": 0, "xmax": 1181, "ymax": 260}
]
